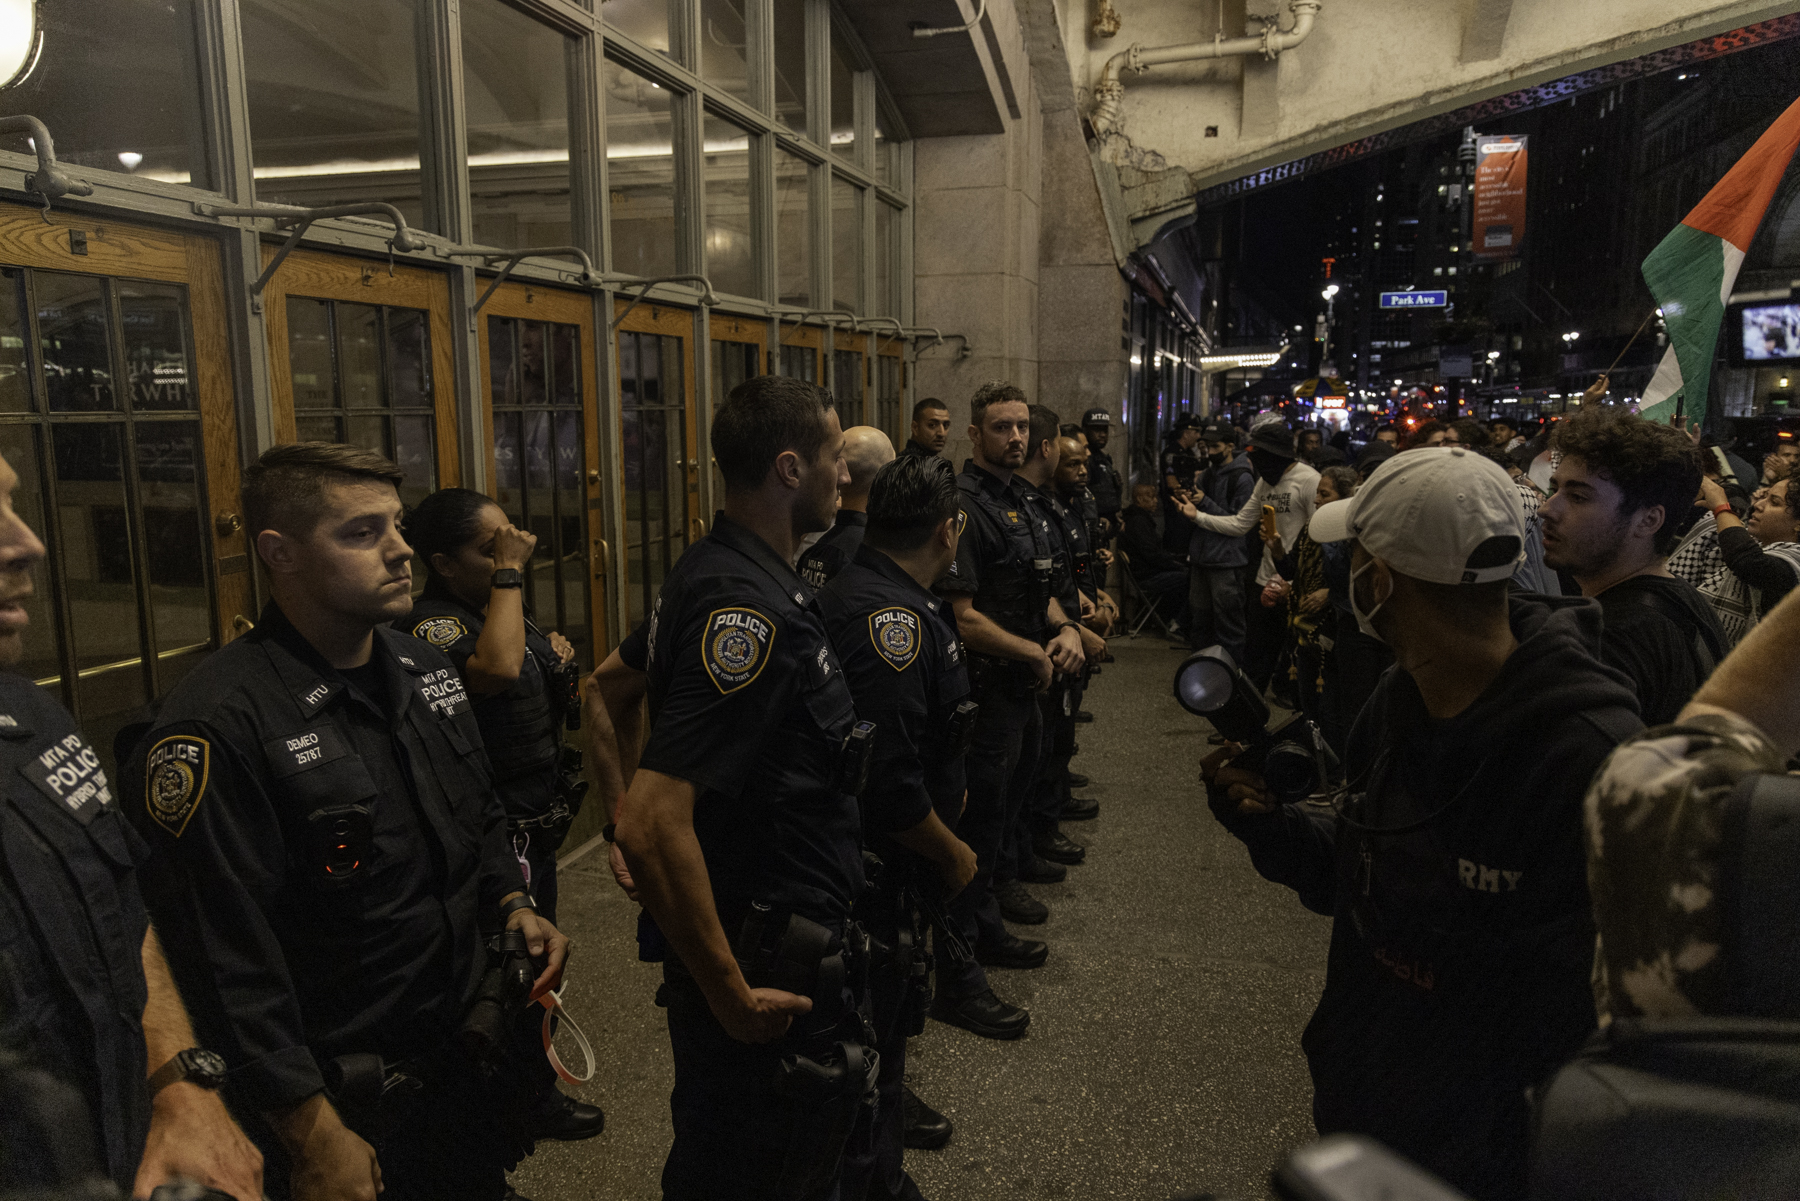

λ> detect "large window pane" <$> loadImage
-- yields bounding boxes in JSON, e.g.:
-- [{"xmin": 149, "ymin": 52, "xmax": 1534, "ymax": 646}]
[
  {"xmin": 0, "ymin": 0, "xmax": 211, "ymax": 188},
  {"xmin": 0, "ymin": 270, "xmax": 29, "ymax": 414},
  {"xmin": 874, "ymin": 107, "xmax": 896, "ymax": 187},
  {"xmin": 119, "ymin": 283, "xmax": 195, "ymax": 412},
  {"xmin": 832, "ymin": 176, "xmax": 859, "ymax": 315},
  {"xmin": 242, "ymin": 0, "xmax": 425, "ymax": 228},
  {"xmin": 608, "ymin": 63, "xmax": 678, "ymax": 279},
  {"xmin": 704, "ymin": 115, "xmax": 755, "ymax": 299},
  {"xmin": 700, "ymin": 0, "xmax": 752, "ymax": 103},
  {"xmin": 776, "ymin": 149, "xmax": 812, "ymax": 308},
  {"xmin": 601, "ymin": 0, "xmax": 670, "ymax": 56},
  {"xmin": 772, "ymin": 0, "xmax": 808, "ymax": 134},
  {"xmin": 874, "ymin": 202, "xmax": 895, "ymax": 318},
  {"xmin": 464, "ymin": 0, "xmax": 574, "ymax": 247},
  {"xmin": 36, "ymin": 273, "xmax": 114, "ymax": 413},
  {"xmin": 829, "ymin": 25, "xmax": 856, "ymax": 162}
]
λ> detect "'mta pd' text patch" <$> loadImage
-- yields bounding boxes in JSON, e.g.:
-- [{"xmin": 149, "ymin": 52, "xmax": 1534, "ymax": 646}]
[
  {"xmin": 703, "ymin": 607, "xmax": 773, "ymax": 693},
  {"xmin": 869, "ymin": 606, "xmax": 920, "ymax": 671},
  {"xmin": 145, "ymin": 735, "xmax": 210, "ymax": 838}
]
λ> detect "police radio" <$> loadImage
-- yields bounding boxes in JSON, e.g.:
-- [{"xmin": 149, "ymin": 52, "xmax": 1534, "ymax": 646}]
[
  {"xmin": 833, "ymin": 721, "xmax": 877, "ymax": 797},
  {"xmin": 944, "ymin": 701, "xmax": 979, "ymax": 758}
]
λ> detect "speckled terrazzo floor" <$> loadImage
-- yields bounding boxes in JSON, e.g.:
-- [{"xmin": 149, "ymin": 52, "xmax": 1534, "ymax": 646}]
[{"xmin": 510, "ymin": 634, "xmax": 1332, "ymax": 1201}]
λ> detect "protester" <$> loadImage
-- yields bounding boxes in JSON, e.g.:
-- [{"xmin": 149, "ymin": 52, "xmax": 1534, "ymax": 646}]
[
  {"xmin": 1758, "ymin": 433, "xmax": 1800, "ymax": 486},
  {"xmin": 1540, "ymin": 408, "xmax": 1725, "ymax": 724},
  {"xmin": 1405, "ymin": 420, "xmax": 1449, "ymax": 449},
  {"xmin": 903, "ymin": 398, "xmax": 950, "ymax": 460},
  {"xmin": 1280, "ymin": 465, "xmax": 1359, "ymax": 759},
  {"xmin": 1695, "ymin": 471, "xmax": 1800, "ymax": 644},
  {"xmin": 1179, "ymin": 423, "xmax": 1320, "ymax": 690},
  {"xmin": 1354, "ymin": 439, "xmax": 1397, "ymax": 484},
  {"xmin": 1186, "ymin": 423, "xmax": 1256, "ymax": 662},
  {"xmin": 1489, "ymin": 418, "xmax": 1523, "ymax": 452},
  {"xmin": 1119, "ymin": 483, "xmax": 1188, "ymax": 626},
  {"xmin": 1445, "ymin": 418, "xmax": 1489, "ymax": 449},
  {"xmin": 1204, "ymin": 446, "xmax": 1641, "ymax": 1201},
  {"xmin": 1371, "ymin": 423, "xmax": 1399, "ymax": 447}
]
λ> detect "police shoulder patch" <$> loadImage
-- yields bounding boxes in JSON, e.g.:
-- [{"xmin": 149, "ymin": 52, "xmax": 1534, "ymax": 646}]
[
  {"xmin": 411, "ymin": 615, "xmax": 467, "ymax": 649},
  {"xmin": 702, "ymin": 607, "xmax": 775, "ymax": 694},
  {"xmin": 144, "ymin": 735, "xmax": 210, "ymax": 838},
  {"xmin": 869, "ymin": 606, "xmax": 921, "ymax": 671}
]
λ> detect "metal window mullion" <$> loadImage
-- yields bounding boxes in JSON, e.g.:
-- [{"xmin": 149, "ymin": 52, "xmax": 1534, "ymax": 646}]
[
  {"xmin": 15, "ymin": 276, "xmax": 79, "ymax": 713},
  {"xmin": 805, "ymin": 0, "xmax": 828, "ymax": 163},
  {"xmin": 852, "ymin": 62, "xmax": 874, "ymax": 179},
  {"xmin": 671, "ymin": 0, "xmax": 699, "ymax": 73},
  {"xmin": 105, "ymin": 281, "xmax": 164, "ymax": 702},
  {"xmin": 751, "ymin": 127, "xmax": 776, "ymax": 304},
  {"xmin": 749, "ymin": 0, "xmax": 774, "ymax": 118},
  {"xmin": 674, "ymin": 83, "xmax": 705, "ymax": 277},
  {"xmin": 572, "ymin": 30, "xmax": 608, "ymax": 273}
]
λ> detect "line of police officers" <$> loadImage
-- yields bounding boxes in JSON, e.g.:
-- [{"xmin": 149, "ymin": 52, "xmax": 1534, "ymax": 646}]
[
  {"xmin": 0, "ymin": 374, "xmax": 1121, "ymax": 1201},
  {"xmin": 588, "ymin": 377, "xmax": 1120, "ymax": 1199}
]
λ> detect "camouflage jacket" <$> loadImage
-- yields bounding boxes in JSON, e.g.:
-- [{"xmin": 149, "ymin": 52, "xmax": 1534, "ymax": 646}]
[{"xmin": 1585, "ymin": 709, "xmax": 1785, "ymax": 1021}]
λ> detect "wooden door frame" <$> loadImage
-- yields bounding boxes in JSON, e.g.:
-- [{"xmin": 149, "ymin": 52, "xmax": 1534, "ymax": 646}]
[
  {"xmin": 0, "ymin": 203, "xmax": 251, "ymax": 649},
  {"xmin": 259, "ymin": 247, "xmax": 461, "ymax": 490},
  {"xmin": 776, "ymin": 322, "xmax": 824, "ymax": 381},
  {"xmin": 875, "ymin": 337, "xmax": 905, "ymax": 444},
  {"xmin": 830, "ymin": 329, "xmax": 869, "ymax": 427},
  {"xmin": 474, "ymin": 280, "xmax": 607, "ymax": 659},
  {"xmin": 613, "ymin": 299, "xmax": 702, "ymax": 548}
]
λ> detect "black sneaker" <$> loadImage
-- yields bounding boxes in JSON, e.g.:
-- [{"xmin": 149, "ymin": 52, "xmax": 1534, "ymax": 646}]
[
  {"xmin": 931, "ymin": 988, "xmax": 1031, "ymax": 1039},
  {"xmin": 995, "ymin": 879, "xmax": 1048, "ymax": 924}
]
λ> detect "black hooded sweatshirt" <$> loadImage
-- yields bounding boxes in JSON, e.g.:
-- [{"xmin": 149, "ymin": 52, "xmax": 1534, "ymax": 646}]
[{"xmin": 1211, "ymin": 593, "xmax": 1641, "ymax": 1201}]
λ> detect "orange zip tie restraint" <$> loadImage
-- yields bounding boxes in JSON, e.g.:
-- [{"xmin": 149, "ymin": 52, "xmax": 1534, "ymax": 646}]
[{"xmin": 533, "ymin": 987, "xmax": 595, "ymax": 1085}]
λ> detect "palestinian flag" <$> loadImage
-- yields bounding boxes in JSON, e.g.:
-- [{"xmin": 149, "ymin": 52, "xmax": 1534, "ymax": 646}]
[{"xmin": 1639, "ymin": 94, "xmax": 1800, "ymax": 426}]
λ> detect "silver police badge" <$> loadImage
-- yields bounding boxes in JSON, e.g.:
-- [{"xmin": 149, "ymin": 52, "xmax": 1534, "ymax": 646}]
[
  {"xmin": 869, "ymin": 606, "xmax": 920, "ymax": 671},
  {"xmin": 704, "ymin": 607, "xmax": 774, "ymax": 694},
  {"xmin": 144, "ymin": 735, "xmax": 210, "ymax": 838},
  {"xmin": 411, "ymin": 616, "xmax": 467, "ymax": 649}
]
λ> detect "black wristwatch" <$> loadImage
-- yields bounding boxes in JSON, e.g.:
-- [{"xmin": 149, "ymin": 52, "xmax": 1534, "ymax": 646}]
[
  {"xmin": 148, "ymin": 1048, "xmax": 228, "ymax": 1095},
  {"xmin": 491, "ymin": 568, "xmax": 523, "ymax": 589},
  {"xmin": 499, "ymin": 892, "xmax": 537, "ymax": 922}
]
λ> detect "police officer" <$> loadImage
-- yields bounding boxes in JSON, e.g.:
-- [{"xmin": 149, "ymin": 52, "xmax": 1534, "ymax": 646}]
[
  {"xmin": 819, "ymin": 454, "xmax": 979, "ymax": 1200},
  {"xmin": 1049, "ymin": 432, "xmax": 1110, "ymax": 809},
  {"xmin": 933, "ymin": 382, "xmax": 1086, "ymax": 1039},
  {"xmin": 399, "ymin": 487, "xmax": 604, "ymax": 1145},
  {"xmin": 1161, "ymin": 414, "xmax": 1205, "ymax": 553},
  {"xmin": 0, "ymin": 449, "xmax": 263, "ymax": 1201},
  {"xmin": 1081, "ymin": 407, "xmax": 1123, "ymax": 537},
  {"xmin": 902, "ymin": 398, "xmax": 952, "ymax": 460},
  {"xmin": 798, "ymin": 426, "xmax": 895, "ymax": 588},
  {"xmin": 126, "ymin": 443, "xmax": 569, "ymax": 1201},
  {"xmin": 613, "ymin": 376, "xmax": 869, "ymax": 1200}
]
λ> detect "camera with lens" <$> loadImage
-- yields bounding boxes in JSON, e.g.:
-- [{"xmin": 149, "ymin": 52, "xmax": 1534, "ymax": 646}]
[
  {"xmin": 1173, "ymin": 646, "xmax": 1337, "ymax": 804},
  {"xmin": 460, "ymin": 928, "xmax": 539, "ymax": 1065}
]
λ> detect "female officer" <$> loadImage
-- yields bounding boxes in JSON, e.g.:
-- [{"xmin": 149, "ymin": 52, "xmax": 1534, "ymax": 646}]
[
  {"xmin": 402, "ymin": 488, "xmax": 603, "ymax": 1150},
  {"xmin": 403, "ymin": 489, "xmax": 581, "ymax": 917}
]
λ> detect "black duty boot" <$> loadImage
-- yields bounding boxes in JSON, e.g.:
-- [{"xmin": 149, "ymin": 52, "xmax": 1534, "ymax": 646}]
[
  {"xmin": 1060, "ymin": 795, "xmax": 1099, "ymax": 821},
  {"xmin": 902, "ymin": 1084, "xmax": 954, "ymax": 1149},
  {"xmin": 528, "ymin": 1087, "xmax": 606, "ymax": 1142},
  {"xmin": 995, "ymin": 879, "xmax": 1048, "ymax": 924},
  {"xmin": 974, "ymin": 931, "xmax": 1049, "ymax": 970},
  {"xmin": 1033, "ymin": 829, "xmax": 1087, "ymax": 865},
  {"xmin": 1017, "ymin": 854, "xmax": 1067, "ymax": 884},
  {"xmin": 930, "ymin": 988, "xmax": 1031, "ymax": 1039}
]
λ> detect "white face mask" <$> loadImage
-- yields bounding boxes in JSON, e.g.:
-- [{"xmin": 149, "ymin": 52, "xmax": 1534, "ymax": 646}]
[{"xmin": 1351, "ymin": 558, "xmax": 1390, "ymax": 642}]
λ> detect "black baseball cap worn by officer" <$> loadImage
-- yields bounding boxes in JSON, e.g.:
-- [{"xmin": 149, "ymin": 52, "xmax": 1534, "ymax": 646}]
[
  {"xmin": 1174, "ymin": 413, "xmax": 1204, "ymax": 432},
  {"xmin": 1081, "ymin": 408, "xmax": 1112, "ymax": 426}
]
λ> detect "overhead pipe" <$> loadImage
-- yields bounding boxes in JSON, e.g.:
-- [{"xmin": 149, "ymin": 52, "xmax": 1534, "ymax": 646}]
[
  {"xmin": 0, "ymin": 115, "xmax": 93, "ymax": 218},
  {"xmin": 1090, "ymin": 0, "xmax": 1321, "ymax": 137},
  {"xmin": 605, "ymin": 273, "xmax": 720, "ymax": 329},
  {"xmin": 449, "ymin": 246, "xmax": 596, "ymax": 329},
  {"xmin": 911, "ymin": 0, "xmax": 987, "ymax": 39},
  {"xmin": 193, "ymin": 201, "xmax": 424, "ymax": 312}
]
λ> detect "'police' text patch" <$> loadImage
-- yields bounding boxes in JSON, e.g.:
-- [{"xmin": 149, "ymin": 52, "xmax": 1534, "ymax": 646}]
[
  {"xmin": 145, "ymin": 736, "xmax": 210, "ymax": 838},
  {"xmin": 20, "ymin": 732, "xmax": 113, "ymax": 827},
  {"xmin": 412, "ymin": 615, "xmax": 467, "ymax": 649},
  {"xmin": 703, "ymin": 607, "xmax": 774, "ymax": 694},
  {"xmin": 869, "ymin": 606, "xmax": 920, "ymax": 671}
]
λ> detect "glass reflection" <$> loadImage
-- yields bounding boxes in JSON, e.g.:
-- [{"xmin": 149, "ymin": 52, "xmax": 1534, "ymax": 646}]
[
  {"xmin": 464, "ymin": 0, "xmax": 574, "ymax": 247},
  {"xmin": 833, "ymin": 175, "xmax": 860, "ymax": 315},
  {"xmin": 829, "ymin": 24, "xmax": 856, "ymax": 162},
  {"xmin": 0, "ymin": 270, "xmax": 31, "ymax": 414},
  {"xmin": 119, "ymin": 283, "xmax": 194, "ymax": 411},
  {"xmin": 704, "ymin": 114, "xmax": 756, "ymax": 298},
  {"xmin": 36, "ymin": 273, "xmax": 113, "ymax": 413},
  {"xmin": 776, "ymin": 149, "xmax": 812, "ymax": 308},
  {"xmin": 772, "ymin": 0, "xmax": 808, "ymax": 134},
  {"xmin": 607, "ymin": 62, "xmax": 678, "ymax": 280},
  {"xmin": 700, "ymin": 0, "xmax": 752, "ymax": 103}
]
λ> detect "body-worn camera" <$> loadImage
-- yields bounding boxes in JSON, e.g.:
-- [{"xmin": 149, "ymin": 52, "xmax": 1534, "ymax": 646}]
[
  {"xmin": 460, "ymin": 928, "xmax": 538, "ymax": 1065},
  {"xmin": 546, "ymin": 657, "xmax": 582, "ymax": 731},
  {"xmin": 1174, "ymin": 646, "xmax": 1336, "ymax": 804}
]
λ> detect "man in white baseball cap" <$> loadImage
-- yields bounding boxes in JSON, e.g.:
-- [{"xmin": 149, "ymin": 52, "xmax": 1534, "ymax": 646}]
[{"xmin": 1200, "ymin": 446, "xmax": 1643, "ymax": 1201}]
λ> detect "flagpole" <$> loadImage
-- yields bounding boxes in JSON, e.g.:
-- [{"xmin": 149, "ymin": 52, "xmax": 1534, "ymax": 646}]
[{"xmin": 1602, "ymin": 308, "xmax": 1659, "ymax": 378}]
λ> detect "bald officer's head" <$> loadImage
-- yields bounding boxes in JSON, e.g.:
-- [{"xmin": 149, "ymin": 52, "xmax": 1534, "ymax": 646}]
[{"xmin": 839, "ymin": 427, "xmax": 896, "ymax": 512}]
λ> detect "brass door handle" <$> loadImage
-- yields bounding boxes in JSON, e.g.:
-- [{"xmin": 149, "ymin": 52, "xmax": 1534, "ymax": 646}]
[
  {"xmin": 689, "ymin": 516, "xmax": 706, "ymax": 540},
  {"xmin": 230, "ymin": 614, "xmax": 255, "ymax": 635},
  {"xmin": 215, "ymin": 512, "xmax": 243, "ymax": 536},
  {"xmin": 594, "ymin": 538, "xmax": 610, "ymax": 579},
  {"xmin": 587, "ymin": 468, "xmax": 601, "ymax": 486}
]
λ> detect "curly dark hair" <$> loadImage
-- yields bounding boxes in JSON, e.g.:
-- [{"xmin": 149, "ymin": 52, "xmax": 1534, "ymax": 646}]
[{"xmin": 1550, "ymin": 406, "xmax": 1704, "ymax": 554}]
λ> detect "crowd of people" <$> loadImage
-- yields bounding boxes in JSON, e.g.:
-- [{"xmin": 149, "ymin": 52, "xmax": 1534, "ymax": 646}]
[{"xmin": 5, "ymin": 373, "xmax": 1800, "ymax": 1201}]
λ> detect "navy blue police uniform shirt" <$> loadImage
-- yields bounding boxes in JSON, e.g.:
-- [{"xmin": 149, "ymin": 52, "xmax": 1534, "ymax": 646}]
[
  {"xmin": 405, "ymin": 580, "xmax": 563, "ymax": 818},
  {"xmin": 1052, "ymin": 487, "xmax": 1099, "ymax": 602},
  {"xmin": 819, "ymin": 544, "xmax": 971, "ymax": 843},
  {"xmin": 798, "ymin": 509, "xmax": 870, "ymax": 590},
  {"xmin": 0, "ymin": 675, "xmax": 152, "ymax": 1191},
  {"xmin": 638, "ymin": 513, "xmax": 864, "ymax": 927},
  {"xmin": 1022, "ymin": 481, "xmax": 1080, "ymax": 614},
  {"xmin": 124, "ymin": 602, "xmax": 526, "ymax": 1113},
  {"xmin": 940, "ymin": 465, "xmax": 1051, "ymax": 641}
]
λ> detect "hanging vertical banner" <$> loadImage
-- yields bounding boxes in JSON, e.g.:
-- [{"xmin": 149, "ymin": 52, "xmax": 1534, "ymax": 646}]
[{"xmin": 1473, "ymin": 136, "xmax": 1529, "ymax": 260}]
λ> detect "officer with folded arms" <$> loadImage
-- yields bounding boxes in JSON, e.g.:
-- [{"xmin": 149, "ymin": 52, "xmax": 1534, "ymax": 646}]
[
  {"xmin": 613, "ymin": 376, "xmax": 870, "ymax": 1200},
  {"xmin": 819, "ymin": 455, "xmax": 980, "ymax": 1196},
  {"xmin": 934, "ymin": 381, "xmax": 1086, "ymax": 1039},
  {"xmin": 0, "ymin": 449, "xmax": 263, "ymax": 1200},
  {"xmin": 126, "ymin": 442, "xmax": 568, "ymax": 1201},
  {"xmin": 399, "ymin": 487, "xmax": 604, "ymax": 1146}
]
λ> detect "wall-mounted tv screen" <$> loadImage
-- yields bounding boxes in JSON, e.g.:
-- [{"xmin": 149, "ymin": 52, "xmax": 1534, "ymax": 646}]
[{"xmin": 1735, "ymin": 301, "xmax": 1800, "ymax": 365}]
